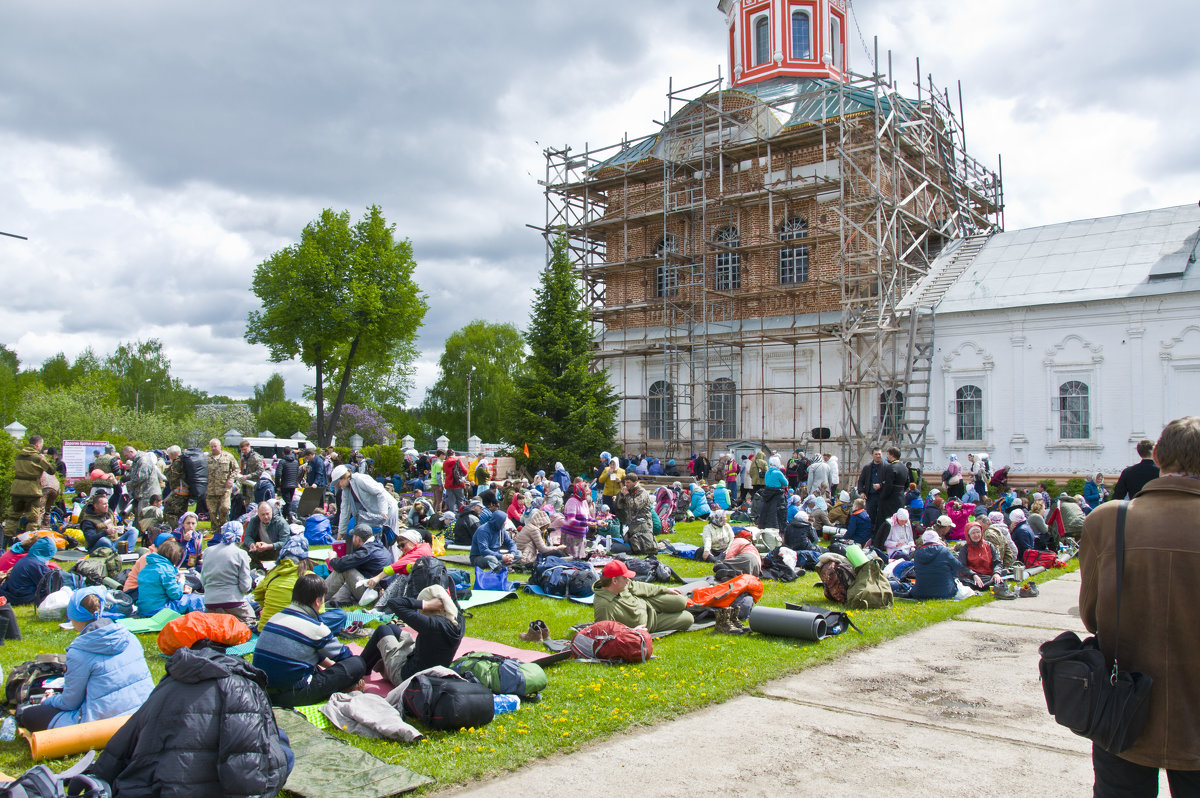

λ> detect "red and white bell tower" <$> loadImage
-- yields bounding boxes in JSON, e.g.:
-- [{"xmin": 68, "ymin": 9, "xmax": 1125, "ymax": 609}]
[{"xmin": 718, "ymin": 0, "xmax": 849, "ymax": 87}]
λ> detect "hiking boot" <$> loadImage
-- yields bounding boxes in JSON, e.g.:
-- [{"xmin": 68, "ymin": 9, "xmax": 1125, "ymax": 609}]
[
  {"xmin": 338, "ymin": 621, "xmax": 371, "ymax": 639},
  {"xmin": 712, "ymin": 607, "xmax": 733, "ymax": 634},
  {"xmin": 991, "ymin": 582, "xmax": 1017, "ymax": 600},
  {"xmin": 1018, "ymin": 581, "xmax": 1040, "ymax": 598},
  {"xmin": 520, "ymin": 620, "xmax": 545, "ymax": 642}
]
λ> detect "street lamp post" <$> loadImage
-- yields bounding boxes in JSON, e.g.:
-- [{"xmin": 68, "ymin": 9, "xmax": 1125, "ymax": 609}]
[
  {"xmin": 466, "ymin": 366, "xmax": 476, "ymax": 443},
  {"xmin": 135, "ymin": 378, "xmax": 151, "ymax": 413}
]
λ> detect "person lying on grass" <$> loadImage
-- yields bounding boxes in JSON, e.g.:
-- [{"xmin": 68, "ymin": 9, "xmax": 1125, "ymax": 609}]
[{"xmin": 593, "ymin": 560, "xmax": 694, "ymax": 633}]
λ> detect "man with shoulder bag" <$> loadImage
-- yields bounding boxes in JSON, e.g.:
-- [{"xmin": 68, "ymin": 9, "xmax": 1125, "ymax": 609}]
[{"xmin": 1075, "ymin": 416, "xmax": 1200, "ymax": 795}]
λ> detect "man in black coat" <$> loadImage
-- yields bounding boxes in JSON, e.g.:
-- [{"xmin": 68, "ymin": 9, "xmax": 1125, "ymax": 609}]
[
  {"xmin": 91, "ymin": 646, "xmax": 292, "ymax": 798},
  {"xmin": 856, "ymin": 448, "xmax": 885, "ymax": 523},
  {"xmin": 872, "ymin": 446, "xmax": 909, "ymax": 548},
  {"xmin": 274, "ymin": 447, "xmax": 300, "ymax": 520},
  {"xmin": 1111, "ymin": 438, "xmax": 1160, "ymax": 500}
]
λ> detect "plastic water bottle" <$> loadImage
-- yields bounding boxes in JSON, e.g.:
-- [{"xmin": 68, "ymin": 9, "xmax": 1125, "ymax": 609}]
[
  {"xmin": 1, "ymin": 715, "xmax": 16, "ymax": 741},
  {"xmin": 493, "ymin": 694, "xmax": 520, "ymax": 715}
]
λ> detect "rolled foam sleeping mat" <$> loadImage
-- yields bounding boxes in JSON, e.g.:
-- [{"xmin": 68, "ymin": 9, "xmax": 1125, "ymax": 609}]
[
  {"xmin": 27, "ymin": 714, "xmax": 130, "ymax": 762},
  {"xmin": 747, "ymin": 606, "xmax": 827, "ymax": 641}
]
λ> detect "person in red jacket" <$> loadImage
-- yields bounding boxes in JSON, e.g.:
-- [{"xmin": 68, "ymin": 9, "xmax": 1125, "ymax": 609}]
[
  {"xmin": 442, "ymin": 450, "xmax": 467, "ymax": 512},
  {"xmin": 364, "ymin": 530, "xmax": 433, "ymax": 591}
]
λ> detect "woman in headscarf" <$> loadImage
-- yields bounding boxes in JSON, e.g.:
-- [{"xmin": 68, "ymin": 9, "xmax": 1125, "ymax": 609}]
[
  {"xmin": 653, "ymin": 485, "xmax": 676, "ymax": 533},
  {"xmin": 552, "ymin": 462, "xmax": 571, "ymax": 494},
  {"xmin": 700, "ymin": 509, "xmax": 733, "ymax": 562},
  {"xmin": 201, "ymin": 521, "xmax": 256, "ymax": 628},
  {"xmin": 944, "ymin": 454, "xmax": 965, "ymax": 499},
  {"xmin": 506, "ymin": 491, "xmax": 527, "ymax": 529},
  {"xmin": 883, "ymin": 508, "xmax": 915, "ymax": 558},
  {"xmin": 786, "ymin": 493, "xmax": 805, "ymax": 524},
  {"xmin": 956, "ymin": 521, "xmax": 1001, "ymax": 590},
  {"xmin": 716, "ymin": 529, "xmax": 762, "ymax": 578},
  {"xmin": 135, "ymin": 538, "xmax": 205, "ymax": 617},
  {"xmin": 560, "ymin": 481, "xmax": 594, "ymax": 558},
  {"xmin": 543, "ymin": 480, "xmax": 565, "ymax": 511},
  {"xmin": 15, "ymin": 586, "xmax": 154, "ymax": 732},
  {"xmin": 173, "ymin": 511, "xmax": 203, "ymax": 568},
  {"xmin": 1008, "ymin": 508, "xmax": 1037, "ymax": 560},
  {"xmin": 0, "ymin": 535, "xmax": 57, "ymax": 605},
  {"xmin": 757, "ymin": 455, "xmax": 788, "ymax": 530},
  {"xmin": 513, "ymin": 509, "xmax": 566, "ymax": 563},
  {"xmin": 688, "ymin": 483, "xmax": 711, "ymax": 521}
]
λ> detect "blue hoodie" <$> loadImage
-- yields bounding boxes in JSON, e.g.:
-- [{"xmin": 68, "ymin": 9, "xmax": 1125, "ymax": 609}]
[
  {"xmin": 40, "ymin": 619, "xmax": 154, "ymax": 727},
  {"xmin": 0, "ymin": 537, "xmax": 55, "ymax": 605},
  {"xmin": 470, "ymin": 511, "xmax": 516, "ymax": 561},
  {"xmin": 135, "ymin": 552, "xmax": 184, "ymax": 616},
  {"xmin": 911, "ymin": 543, "xmax": 961, "ymax": 599}
]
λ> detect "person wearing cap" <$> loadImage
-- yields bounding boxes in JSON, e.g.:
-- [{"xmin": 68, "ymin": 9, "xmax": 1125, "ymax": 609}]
[
  {"xmin": 910, "ymin": 529, "xmax": 961, "ymax": 599},
  {"xmin": 665, "ymin": 458, "xmax": 681, "ymax": 477},
  {"xmin": 202, "ymin": 521, "xmax": 256, "ymax": 628},
  {"xmin": 364, "ymin": 530, "xmax": 434, "ymax": 592},
  {"xmin": 700, "ymin": 509, "xmax": 734, "ymax": 561},
  {"xmin": 330, "ymin": 464, "xmax": 399, "ymax": 546},
  {"xmin": 592, "ymin": 560, "xmax": 694, "ymax": 633},
  {"xmin": 1008, "ymin": 508, "xmax": 1037, "ymax": 560},
  {"xmin": 15, "ymin": 586, "xmax": 154, "ymax": 732},
  {"xmin": 717, "ymin": 529, "xmax": 762, "ymax": 578},
  {"xmin": 470, "ymin": 506, "xmax": 518, "ymax": 570},
  {"xmin": 930, "ymin": 514, "xmax": 954, "ymax": 542},
  {"xmin": 827, "ymin": 490, "xmax": 853, "ymax": 526},
  {"xmin": 512, "ymin": 509, "xmax": 566, "ymax": 563},
  {"xmin": 382, "ymin": 583, "xmax": 465, "ymax": 681},
  {"xmin": 325, "ymin": 526, "xmax": 391, "ymax": 607},
  {"xmin": 956, "ymin": 522, "xmax": 1001, "ymax": 589}
]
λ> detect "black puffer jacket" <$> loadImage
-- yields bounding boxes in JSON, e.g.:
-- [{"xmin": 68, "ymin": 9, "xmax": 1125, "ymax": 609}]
[
  {"xmin": 91, "ymin": 647, "xmax": 290, "ymax": 798},
  {"xmin": 275, "ymin": 452, "xmax": 299, "ymax": 490}
]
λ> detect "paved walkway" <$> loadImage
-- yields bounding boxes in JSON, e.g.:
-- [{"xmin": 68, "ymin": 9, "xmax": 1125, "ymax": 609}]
[{"xmin": 441, "ymin": 573, "xmax": 1114, "ymax": 797}]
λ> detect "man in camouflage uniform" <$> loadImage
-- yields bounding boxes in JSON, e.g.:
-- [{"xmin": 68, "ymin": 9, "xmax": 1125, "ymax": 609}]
[
  {"xmin": 122, "ymin": 445, "xmax": 161, "ymax": 522},
  {"xmin": 162, "ymin": 445, "xmax": 189, "ymax": 528},
  {"xmin": 5, "ymin": 434, "xmax": 56, "ymax": 545},
  {"xmin": 238, "ymin": 439, "xmax": 264, "ymax": 507},
  {"xmin": 206, "ymin": 438, "xmax": 240, "ymax": 531},
  {"xmin": 89, "ymin": 444, "xmax": 118, "ymax": 475},
  {"xmin": 614, "ymin": 473, "xmax": 657, "ymax": 555}
]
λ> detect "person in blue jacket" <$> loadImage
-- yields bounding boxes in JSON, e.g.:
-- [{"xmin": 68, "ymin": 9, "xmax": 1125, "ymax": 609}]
[
  {"xmin": 135, "ymin": 538, "xmax": 205, "ymax": 616},
  {"xmin": 910, "ymin": 530, "xmax": 961, "ymax": 599},
  {"xmin": 688, "ymin": 483, "xmax": 712, "ymax": 520},
  {"xmin": 0, "ymin": 536, "xmax": 56, "ymax": 605},
  {"xmin": 16, "ymin": 586, "xmax": 154, "ymax": 732},
  {"xmin": 470, "ymin": 509, "xmax": 517, "ymax": 570},
  {"xmin": 552, "ymin": 462, "xmax": 571, "ymax": 494},
  {"xmin": 845, "ymin": 498, "xmax": 873, "ymax": 547}
]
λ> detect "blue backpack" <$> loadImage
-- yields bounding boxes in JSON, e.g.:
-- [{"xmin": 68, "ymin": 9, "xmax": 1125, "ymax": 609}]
[
  {"xmin": 533, "ymin": 557, "xmax": 598, "ymax": 598},
  {"xmin": 303, "ymin": 514, "xmax": 333, "ymax": 545}
]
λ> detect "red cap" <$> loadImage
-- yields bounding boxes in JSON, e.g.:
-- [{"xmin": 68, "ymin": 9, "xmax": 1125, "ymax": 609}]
[{"xmin": 601, "ymin": 560, "xmax": 636, "ymax": 579}]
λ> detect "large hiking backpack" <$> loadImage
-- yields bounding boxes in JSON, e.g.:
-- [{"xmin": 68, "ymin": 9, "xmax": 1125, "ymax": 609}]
[
  {"xmin": 180, "ymin": 448, "xmax": 208, "ymax": 498},
  {"xmin": 73, "ymin": 549, "xmax": 120, "ymax": 586},
  {"xmin": 4, "ymin": 654, "xmax": 67, "ymax": 708},
  {"xmin": 401, "ymin": 672, "xmax": 495, "ymax": 731},
  {"xmin": 569, "ymin": 621, "xmax": 652, "ymax": 663},
  {"xmin": 846, "ymin": 558, "xmax": 894, "ymax": 609},
  {"xmin": 0, "ymin": 750, "xmax": 111, "ymax": 798},
  {"xmin": 386, "ymin": 556, "xmax": 464, "ymax": 615},
  {"xmin": 815, "ymin": 553, "xmax": 855, "ymax": 604},
  {"xmin": 532, "ymin": 557, "xmax": 597, "ymax": 598},
  {"xmin": 451, "ymin": 652, "xmax": 547, "ymax": 700},
  {"xmin": 687, "ymin": 574, "xmax": 764, "ymax": 609},
  {"xmin": 303, "ymin": 514, "xmax": 333, "ymax": 545},
  {"xmin": 33, "ymin": 569, "xmax": 82, "ymax": 608}
]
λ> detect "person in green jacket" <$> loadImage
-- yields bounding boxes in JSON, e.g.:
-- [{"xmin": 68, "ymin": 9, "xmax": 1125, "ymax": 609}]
[
  {"xmin": 6, "ymin": 435, "xmax": 56, "ymax": 544},
  {"xmin": 254, "ymin": 534, "xmax": 311, "ymax": 626},
  {"xmin": 592, "ymin": 560, "xmax": 694, "ymax": 632}
]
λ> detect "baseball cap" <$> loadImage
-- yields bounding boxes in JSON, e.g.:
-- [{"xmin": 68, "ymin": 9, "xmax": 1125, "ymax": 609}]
[
  {"xmin": 330, "ymin": 465, "xmax": 350, "ymax": 484},
  {"xmin": 601, "ymin": 560, "xmax": 636, "ymax": 579},
  {"xmin": 936, "ymin": 515, "xmax": 953, "ymax": 527},
  {"xmin": 399, "ymin": 529, "xmax": 422, "ymax": 545}
]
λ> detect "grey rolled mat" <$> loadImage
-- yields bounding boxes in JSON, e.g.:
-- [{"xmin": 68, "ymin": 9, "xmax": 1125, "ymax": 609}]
[{"xmin": 747, "ymin": 606, "xmax": 828, "ymax": 640}]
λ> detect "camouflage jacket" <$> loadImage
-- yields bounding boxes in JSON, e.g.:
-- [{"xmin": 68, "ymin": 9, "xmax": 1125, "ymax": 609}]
[
  {"xmin": 206, "ymin": 450, "xmax": 239, "ymax": 494},
  {"xmin": 12, "ymin": 445, "xmax": 55, "ymax": 497}
]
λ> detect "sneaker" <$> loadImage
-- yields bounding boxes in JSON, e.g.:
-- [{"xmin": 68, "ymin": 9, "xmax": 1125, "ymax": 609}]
[
  {"xmin": 1018, "ymin": 581, "xmax": 1040, "ymax": 598},
  {"xmin": 338, "ymin": 621, "xmax": 371, "ymax": 639},
  {"xmin": 358, "ymin": 588, "xmax": 380, "ymax": 608},
  {"xmin": 991, "ymin": 583, "xmax": 1017, "ymax": 600}
]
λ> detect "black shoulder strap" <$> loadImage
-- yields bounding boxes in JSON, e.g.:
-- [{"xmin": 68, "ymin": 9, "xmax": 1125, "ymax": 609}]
[{"xmin": 1111, "ymin": 500, "xmax": 1129, "ymax": 684}]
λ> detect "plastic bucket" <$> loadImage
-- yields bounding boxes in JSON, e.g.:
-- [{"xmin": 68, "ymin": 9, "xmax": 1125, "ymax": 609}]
[
  {"xmin": 332, "ymin": 541, "xmax": 347, "ymax": 558},
  {"xmin": 844, "ymin": 543, "xmax": 868, "ymax": 568}
]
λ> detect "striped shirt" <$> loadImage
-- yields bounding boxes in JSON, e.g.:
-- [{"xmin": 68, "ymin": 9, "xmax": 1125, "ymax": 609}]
[{"xmin": 252, "ymin": 603, "xmax": 348, "ymax": 691}]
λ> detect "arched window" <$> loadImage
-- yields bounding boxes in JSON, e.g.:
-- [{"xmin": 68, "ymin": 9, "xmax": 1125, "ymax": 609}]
[
  {"xmin": 779, "ymin": 217, "xmax": 809, "ymax": 284},
  {"xmin": 880, "ymin": 389, "xmax": 904, "ymax": 439},
  {"xmin": 654, "ymin": 235, "xmax": 678, "ymax": 298},
  {"xmin": 708, "ymin": 378, "xmax": 736, "ymax": 439},
  {"xmin": 714, "ymin": 226, "xmax": 741, "ymax": 291},
  {"xmin": 829, "ymin": 16, "xmax": 843, "ymax": 70},
  {"xmin": 648, "ymin": 380, "xmax": 675, "ymax": 440},
  {"xmin": 1059, "ymin": 381, "xmax": 1090, "ymax": 439},
  {"xmin": 791, "ymin": 10, "xmax": 811, "ymax": 59},
  {"xmin": 955, "ymin": 385, "xmax": 983, "ymax": 441},
  {"xmin": 753, "ymin": 15, "xmax": 770, "ymax": 67}
]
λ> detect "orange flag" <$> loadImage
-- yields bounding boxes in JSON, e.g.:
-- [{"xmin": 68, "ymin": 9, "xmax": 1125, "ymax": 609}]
[{"xmin": 523, "ymin": 443, "xmax": 530, "ymax": 458}]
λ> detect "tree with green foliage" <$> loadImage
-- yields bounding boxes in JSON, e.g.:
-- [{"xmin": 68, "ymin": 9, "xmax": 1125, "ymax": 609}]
[
  {"xmin": 507, "ymin": 236, "xmax": 617, "ymax": 477},
  {"xmin": 249, "ymin": 373, "xmax": 312, "ymax": 437},
  {"xmin": 245, "ymin": 205, "xmax": 427, "ymax": 446},
  {"xmin": 249, "ymin": 373, "xmax": 287, "ymax": 413},
  {"xmin": 421, "ymin": 320, "xmax": 525, "ymax": 444}
]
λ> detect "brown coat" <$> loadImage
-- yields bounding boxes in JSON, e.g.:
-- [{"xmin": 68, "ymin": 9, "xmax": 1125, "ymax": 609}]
[{"xmin": 1078, "ymin": 475, "xmax": 1200, "ymax": 770}]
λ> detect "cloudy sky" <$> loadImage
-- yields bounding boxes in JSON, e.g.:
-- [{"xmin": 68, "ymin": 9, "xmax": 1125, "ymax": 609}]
[{"xmin": 1, "ymin": 0, "xmax": 1196, "ymax": 405}]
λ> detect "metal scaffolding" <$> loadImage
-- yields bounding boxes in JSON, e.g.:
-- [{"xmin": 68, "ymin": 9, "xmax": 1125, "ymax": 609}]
[{"xmin": 538, "ymin": 54, "xmax": 1002, "ymax": 472}]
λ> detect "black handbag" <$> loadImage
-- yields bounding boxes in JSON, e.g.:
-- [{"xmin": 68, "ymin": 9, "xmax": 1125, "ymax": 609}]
[{"xmin": 1038, "ymin": 501, "xmax": 1152, "ymax": 753}]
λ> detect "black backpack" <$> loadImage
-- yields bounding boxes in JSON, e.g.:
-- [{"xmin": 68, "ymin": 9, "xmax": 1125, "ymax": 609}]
[
  {"xmin": 387, "ymin": 556, "xmax": 462, "ymax": 614},
  {"xmin": 33, "ymin": 570, "xmax": 82, "ymax": 608},
  {"xmin": 0, "ymin": 750, "xmax": 111, "ymax": 798},
  {"xmin": 401, "ymin": 672, "xmax": 495, "ymax": 731},
  {"xmin": 4, "ymin": 654, "xmax": 68, "ymax": 708},
  {"xmin": 181, "ymin": 448, "xmax": 209, "ymax": 498}
]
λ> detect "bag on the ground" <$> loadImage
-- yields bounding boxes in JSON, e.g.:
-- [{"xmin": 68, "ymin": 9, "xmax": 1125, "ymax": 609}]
[
  {"xmin": 401, "ymin": 672, "xmax": 495, "ymax": 731},
  {"xmin": 569, "ymin": 620, "xmax": 653, "ymax": 663},
  {"xmin": 304, "ymin": 514, "xmax": 333, "ymax": 545},
  {"xmin": 474, "ymin": 566, "xmax": 515, "ymax": 592},
  {"xmin": 816, "ymin": 553, "xmax": 855, "ymax": 604},
  {"xmin": 156, "ymin": 612, "xmax": 253, "ymax": 655},
  {"xmin": 451, "ymin": 652, "xmax": 547, "ymax": 700},
  {"xmin": 0, "ymin": 750, "xmax": 111, "ymax": 798},
  {"xmin": 73, "ymin": 548, "xmax": 120, "ymax": 586},
  {"xmin": 1022, "ymin": 549, "xmax": 1058, "ymax": 568},
  {"xmin": 846, "ymin": 558, "xmax": 893, "ymax": 609},
  {"xmin": 36, "ymin": 586, "xmax": 75, "ymax": 622},
  {"xmin": 687, "ymin": 574, "xmax": 764, "ymax": 609},
  {"xmin": 33, "ymin": 569, "xmax": 81, "ymax": 609},
  {"xmin": 784, "ymin": 603, "xmax": 861, "ymax": 636},
  {"xmin": 4, "ymin": 653, "xmax": 67, "ymax": 708},
  {"xmin": 532, "ymin": 557, "xmax": 597, "ymax": 598},
  {"xmin": 448, "ymin": 568, "xmax": 472, "ymax": 601}
]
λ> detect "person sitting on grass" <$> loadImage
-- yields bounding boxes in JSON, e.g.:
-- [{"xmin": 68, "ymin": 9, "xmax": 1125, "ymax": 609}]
[
  {"xmin": 201, "ymin": 521, "xmax": 256, "ymax": 629},
  {"xmin": 16, "ymin": 587, "xmax": 154, "ymax": 732},
  {"xmin": 470, "ymin": 506, "xmax": 517, "ymax": 571},
  {"xmin": 364, "ymin": 529, "xmax": 435, "ymax": 596},
  {"xmin": 324, "ymin": 526, "xmax": 390, "ymax": 607},
  {"xmin": 845, "ymin": 497, "xmax": 872, "ymax": 547},
  {"xmin": 79, "ymin": 493, "xmax": 138, "ymax": 554},
  {"xmin": 135, "ymin": 538, "xmax": 205, "ymax": 616},
  {"xmin": 1009, "ymin": 508, "xmax": 1037, "ymax": 560},
  {"xmin": 883, "ymin": 508, "xmax": 916, "ymax": 559},
  {"xmin": 123, "ymin": 530, "xmax": 172, "ymax": 604},
  {"xmin": 0, "ymin": 536, "xmax": 57, "ymax": 605},
  {"xmin": 253, "ymin": 573, "xmax": 393, "ymax": 707},
  {"xmin": 592, "ymin": 560, "xmax": 694, "ymax": 633},
  {"xmin": 380, "ymin": 583, "xmax": 465, "ymax": 681},
  {"xmin": 957, "ymin": 521, "xmax": 1002, "ymax": 590},
  {"xmin": 715, "ymin": 529, "xmax": 762, "ymax": 579},
  {"xmin": 246, "ymin": 501, "xmax": 290, "ymax": 562},
  {"xmin": 909, "ymin": 530, "xmax": 962, "ymax": 599},
  {"xmin": 827, "ymin": 490, "xmax": 853, "ymax": 526},
  {"xmin": 512, "ymin": 509, "xmax": 566, "ymax": 564},
  {"xmin": 700, "ymin": 509, "xmax": 733, "ymax": 562},
  {"xmin": 172, "ymin": 511, "xmax": 204, "ymax": 567},
  {"xmin": 253, "ymin": 533, "xmax": 315, "ymax": 626},
  {"xmin": 688, "ymin": 483, "xmax": 711, "ymax": 521}
]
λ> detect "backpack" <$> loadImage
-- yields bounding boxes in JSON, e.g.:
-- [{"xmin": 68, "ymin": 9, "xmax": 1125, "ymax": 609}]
[
  {"xmin": 569, "ymin": 621, "xmax": 653, "ymax": 663},
  {"xmin": 1022, "ymin": 549, "xmax": 1058, "ymax": 568},
  {"xmin": 303, "ymin": 514, "xmax": 333, "ymax": 545},
  {"xmin": 0, "ymin": 750, "xmax": 111, "ymax": 798},
  {"xmin": 687, "ymin": 574, "xmax": 764, "ymax": 609},
  {"xmin": 401, "ymin": 672, "xmax": 495, "ymax": 731},
  {"xmin": 846, "ymin": 558, "xmax": 894, "ymax": 609},
  {"xmin": 73, "ymin": 549, "xmax": 120, "ymax": 586},
  {"xmin": 4, "ymin": 654, "xmax": 67, "ymax": 708},
  {"xmin": 451, "ymin": 653, "xmax": 548, "ymax": 700},
  {"xmin": 157, "ymin": 612, "xmax": 253, "ymax": 655},
  {"xmin": 532, "ymin": 557, "xmax": 597, "ymax": 598},
  {"xmin": 448, "ymin": 568, "xmax": 473, "ymax": 601},
  {"xmin": 816, "ymin": 553, "xmax": 855, "ymax": 604},
  {"xmin": 33, "ymin": 569, "xmax": 82, "ymax": 608},
  {"xmin": 180, "ymin": 448, "xmax": 208, "ymax": 498}
]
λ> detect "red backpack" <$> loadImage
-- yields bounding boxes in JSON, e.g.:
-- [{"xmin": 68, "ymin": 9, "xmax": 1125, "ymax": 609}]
[{"xmin": 569, "ymin": 621, "xmax": 653, "ymax": 663}]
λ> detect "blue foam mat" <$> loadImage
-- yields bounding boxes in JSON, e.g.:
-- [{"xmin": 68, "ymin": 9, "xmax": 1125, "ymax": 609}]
[{"xmin": 521, "ymin": 583, "xmax": 594, "ymax": 605}]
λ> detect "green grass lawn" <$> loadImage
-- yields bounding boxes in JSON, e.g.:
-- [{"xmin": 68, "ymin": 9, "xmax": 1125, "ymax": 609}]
[{"xmin": 0, "ymin": 521, "xmax": 1076, "ymax": 791}]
